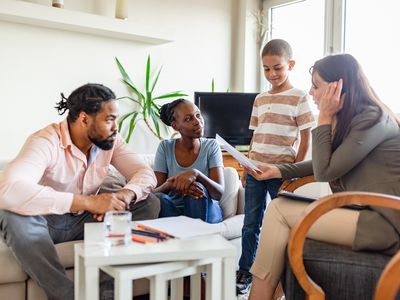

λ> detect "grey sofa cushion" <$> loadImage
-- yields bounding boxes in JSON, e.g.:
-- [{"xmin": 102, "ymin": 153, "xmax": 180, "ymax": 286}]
[{"xmin": 282, "ymin": 239, "xmax": 400, "ymax": 300}]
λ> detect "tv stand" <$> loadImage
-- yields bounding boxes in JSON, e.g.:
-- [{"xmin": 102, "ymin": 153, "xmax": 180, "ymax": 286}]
[{"xmin": 222, "ymin": 152, "xmax": 248, "ymax": 180}]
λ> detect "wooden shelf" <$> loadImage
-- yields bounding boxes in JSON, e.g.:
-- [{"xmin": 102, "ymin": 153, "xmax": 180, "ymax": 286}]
[{"xmin": 0, "ymin": 0, "xmax": 172, "ymax": 44}]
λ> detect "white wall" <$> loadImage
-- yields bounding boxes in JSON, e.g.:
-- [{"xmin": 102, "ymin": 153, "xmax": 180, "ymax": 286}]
[{"xmin": 0, "ymin": 0, "xmax": 236, "ymax": 162}]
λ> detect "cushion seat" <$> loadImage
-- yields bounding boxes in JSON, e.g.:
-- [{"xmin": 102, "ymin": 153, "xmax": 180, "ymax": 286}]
[{"xmin": 282, "ymin": 239, "xmax": 399, "ymax": 300}]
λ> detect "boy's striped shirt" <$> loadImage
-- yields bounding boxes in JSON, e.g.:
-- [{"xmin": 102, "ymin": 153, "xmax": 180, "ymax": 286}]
[{"xmin": 249, "ymin": 88, "xmax": 315, "ymax": 165}]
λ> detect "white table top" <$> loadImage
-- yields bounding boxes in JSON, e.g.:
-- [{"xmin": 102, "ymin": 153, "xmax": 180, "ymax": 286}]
[{"xmin": 75, "ymin": 222, "xmax": 236, "ymax": 266}]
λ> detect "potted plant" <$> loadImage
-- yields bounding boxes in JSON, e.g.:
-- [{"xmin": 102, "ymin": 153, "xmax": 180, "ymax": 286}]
[{"xmin": 115, "ymin": 55, "xmax": 188, "ymax": 142}]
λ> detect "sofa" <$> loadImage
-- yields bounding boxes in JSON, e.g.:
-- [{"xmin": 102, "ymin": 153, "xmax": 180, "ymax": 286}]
[{"xmin": 0, "ymin": 155, "xmax": 245, "ymax": 299}]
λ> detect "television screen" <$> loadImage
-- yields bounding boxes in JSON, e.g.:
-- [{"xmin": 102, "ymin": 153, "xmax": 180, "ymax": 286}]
[{"xmin": 194, "ymin": 92, "xmax": 258, "ymax": 146}]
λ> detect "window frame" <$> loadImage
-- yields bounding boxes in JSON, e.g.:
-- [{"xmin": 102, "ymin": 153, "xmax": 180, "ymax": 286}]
[{"xmin": 261, "ymin": 0, "xmax": 346, "ymax": 90}]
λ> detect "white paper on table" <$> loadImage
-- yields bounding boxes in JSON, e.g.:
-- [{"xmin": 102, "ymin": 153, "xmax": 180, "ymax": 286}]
[
  {"xmin": 135, "ymin": 216, "xmax": 222, "ymax": 239},
  {"xmin": 215, "ymin": 134, "xmax": 261, "ymax": 172}
]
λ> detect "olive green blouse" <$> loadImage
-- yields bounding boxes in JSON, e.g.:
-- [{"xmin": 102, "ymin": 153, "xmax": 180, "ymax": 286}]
[{"xmin": 279, "ymin": 106, "xmax": 400, "ymax": 254}]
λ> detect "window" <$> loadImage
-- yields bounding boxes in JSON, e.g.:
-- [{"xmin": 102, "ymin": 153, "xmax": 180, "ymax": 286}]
[
  {"xmin": 265, "ymin": 0, "xmax": 325, "ymax": 99},
  {"xmin": 344, "ymin": 0, "xmax": 400, "ymax": 112},
  {"xmin": 262, "ymin": 0, "xmax": 399, "ymax": 112}
]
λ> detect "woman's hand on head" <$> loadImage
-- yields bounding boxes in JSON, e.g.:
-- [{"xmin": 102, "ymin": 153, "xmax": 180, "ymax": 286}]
[
  {"xmin": 318, "ymin": 78, "xmax": 345, "ymax": 123},
  {"xmin": 167, "ymin": 169, "xmax": 199, "ymax": 193},
  {"xmin": 244, "ymin": 164, "xmax": 282, "ymax": 181}
]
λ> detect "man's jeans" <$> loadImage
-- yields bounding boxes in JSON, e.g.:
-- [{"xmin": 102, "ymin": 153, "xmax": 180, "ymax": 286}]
[
  {"xmin": 0, "ymin": 194, "xmax": 160, "ymax": 300},
  {"xmin": 239, "ymin": 174, "xmax": 282, "ymax": 274},
  {"xmin": 156, "ymin": 183, "xmax": 223, "ymax": 224}
]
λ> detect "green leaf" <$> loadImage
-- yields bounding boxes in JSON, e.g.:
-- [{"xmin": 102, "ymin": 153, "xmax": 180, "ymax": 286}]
[
  {"xmin": 149, "ymin": 110, "xmax": 161, "ymax": 138},
  {"xmin": 115, "ymin": 57, "xmax": 133, "ymax": 84},
  {"xmin": 145, "ymin": 55, "xmax": 150, "ymax": 93},
  {"xmin": 211, "ymin": 78, "xmax": 215, "ymax": 92},
  {"xmin": 125, "ymin": 112, "xmax": 139, "ymax": 143},
  {"xmin": 117, "ymin": 111, "xmax": 136, "ymax": 132},
  {"xmin": 117, "ymin": 96, "xmax": 143, "ymax": 107},
  {"xmin": 150, "ymin": 66, "xmax": 163, "ymax": 93},
  {"xmin": 151, "ymin": 102, "xmax": 161, "ymax": 111},
  {"xmin": 153, "ymin": 91, "xmax": 188, "ymax": 101},
  {"xmin": 146, "ymin": 91, "xmax": 153, "ymax": 118},
  {"xmin": 121, "ymin": 79, "xmax": 145, "ymax": 102}
]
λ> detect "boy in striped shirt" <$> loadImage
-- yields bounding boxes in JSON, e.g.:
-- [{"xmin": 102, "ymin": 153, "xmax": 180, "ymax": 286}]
[{"xmin": 237, "ymin": 39, "xmax": 315, "ymax": 295}]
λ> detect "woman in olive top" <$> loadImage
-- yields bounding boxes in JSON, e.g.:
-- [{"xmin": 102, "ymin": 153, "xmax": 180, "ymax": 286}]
[{"xmin": 246, "ymin": 54, "xmax": 400, "ymax": 300}]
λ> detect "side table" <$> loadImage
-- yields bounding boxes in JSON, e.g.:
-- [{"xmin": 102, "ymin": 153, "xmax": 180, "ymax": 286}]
[{"xmin": 74, "ymin": 222, "xmax": 236, "ymax": 300}]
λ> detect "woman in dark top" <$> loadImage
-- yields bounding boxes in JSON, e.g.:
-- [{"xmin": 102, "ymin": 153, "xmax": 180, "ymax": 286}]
[{"xmin": 246, "ymin": 54, "xmax": 400, "ymax": 300}]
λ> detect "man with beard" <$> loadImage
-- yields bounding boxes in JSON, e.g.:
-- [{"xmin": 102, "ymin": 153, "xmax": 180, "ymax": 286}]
[{"xmin": 0, "ymin": 83, "xmax": 159, "ymax": 300}]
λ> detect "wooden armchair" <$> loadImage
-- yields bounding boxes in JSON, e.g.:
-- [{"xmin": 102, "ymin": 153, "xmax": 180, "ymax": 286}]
[{"xmin": 280, "ymin": 178, "xmax": 400, "ymax": 300}]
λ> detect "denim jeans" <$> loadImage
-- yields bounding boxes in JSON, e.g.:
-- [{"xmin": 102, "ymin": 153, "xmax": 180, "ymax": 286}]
[
  {"xmin": 239, "ymin": 174, "xmax": 282, "ymax": 274},
  {"xmin": 156, "ymin": 183, "xmax": 223, "ymax": 224}
]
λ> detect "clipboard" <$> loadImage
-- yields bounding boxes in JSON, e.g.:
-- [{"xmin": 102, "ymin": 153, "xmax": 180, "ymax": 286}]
[{"xmin": 277, "ymin": 190, "xmax": 366, "ymax": 211}]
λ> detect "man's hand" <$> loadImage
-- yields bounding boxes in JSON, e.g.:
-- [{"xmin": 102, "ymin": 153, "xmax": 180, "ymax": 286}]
[{"xmin": 114, "ymin": 189, "xmax": 136, "ymax": 206}]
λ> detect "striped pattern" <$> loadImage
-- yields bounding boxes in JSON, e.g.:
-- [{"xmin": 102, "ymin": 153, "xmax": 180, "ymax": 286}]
[{"xmin": 249, "ymin": 88, "xmax": 315, "ymax": 165}]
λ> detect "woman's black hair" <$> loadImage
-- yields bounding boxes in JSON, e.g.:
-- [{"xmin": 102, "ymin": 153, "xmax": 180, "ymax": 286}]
[
  {"xmin": 55, "ymin": 83, "xmax": 116, "ymax": 123},
  {"xmin": 159, "ymin": 98, "xmax": 189, "ymax": 126}
]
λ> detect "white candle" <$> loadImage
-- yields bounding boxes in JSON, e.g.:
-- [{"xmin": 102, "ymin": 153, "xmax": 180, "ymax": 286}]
[{"xmin": 115, "ymin": 0, "xmax": 128, "ymax": 20}]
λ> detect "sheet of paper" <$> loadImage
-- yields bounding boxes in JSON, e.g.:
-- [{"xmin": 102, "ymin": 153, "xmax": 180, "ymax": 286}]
[
  {"xmin": 216, "ymin": 134, "xmax": 261, "ymax": 172},
  {"xmin": 135, "ymin": 216, "xmax": 222, "ymax": 239}
]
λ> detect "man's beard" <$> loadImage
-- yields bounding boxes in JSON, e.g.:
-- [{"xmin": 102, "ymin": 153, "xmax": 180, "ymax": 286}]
[{"xmin": 89, "ymin": 132, "xmax": 117, "ymax": 150}]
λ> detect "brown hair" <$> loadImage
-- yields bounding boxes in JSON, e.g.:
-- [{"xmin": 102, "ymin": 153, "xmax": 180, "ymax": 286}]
[{"xmin": 311, "ymin": 53, "xmax": 400, "ymax": 150}]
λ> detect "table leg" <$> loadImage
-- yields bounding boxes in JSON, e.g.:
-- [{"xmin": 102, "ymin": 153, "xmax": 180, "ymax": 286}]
[
  {"xmin": 115, "ymin": 276, "xmax": 132, "ymax": 300},
  {"xmin": 205, "ymin": 258, "xmax": 222, "ymax": 300},
  {"xmin": 85, "ymin": 266, "xmax": 100, "ymax": 300},
  {"xmin": 171, "ymin": 277, "xmax": 184, "ymax": 300},
  {"xmin": 150, "ymin": 273, "xmax": 168, "ymax": 300},
  {"xmin": 222, "ymin": 256, "xmax": 236, "ymax": 300},
  {"xmin": 74, "ymin": 253, "xmax": 85, "ymax": 300},
  {"xmin": 190, "ymin": 271, "xmax": 201, "ymax": 300}
]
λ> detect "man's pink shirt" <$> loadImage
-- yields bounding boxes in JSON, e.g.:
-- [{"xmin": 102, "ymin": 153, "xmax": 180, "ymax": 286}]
[{"xmin": 0, "ymin": 120, "xmax": 156, "ymax": 215}]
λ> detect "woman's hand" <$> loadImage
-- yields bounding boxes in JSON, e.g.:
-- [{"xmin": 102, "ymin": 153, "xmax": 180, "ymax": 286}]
[
  {"xmin": 244, "ymin": 164, "xmax": 282, "ymax": 181},
  {"xmin": 153, "ymin": 181, "xmax": 174, "ymax": 193},
  {"xmin": 183, "ymin": 182, "xmax": 206, "ymax": 199},
  {"xmin": 318, "ymin": 78, "xmax": 345, "ymax": 125},
  {"xmin": 167, "ymin": 169, "xmax": 199, "ymax": 193}
]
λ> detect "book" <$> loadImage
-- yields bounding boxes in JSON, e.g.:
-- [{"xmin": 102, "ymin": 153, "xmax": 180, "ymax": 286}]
[{"xmin": 134, "ymin": 216, "xmax": 222, "ymax": 239}]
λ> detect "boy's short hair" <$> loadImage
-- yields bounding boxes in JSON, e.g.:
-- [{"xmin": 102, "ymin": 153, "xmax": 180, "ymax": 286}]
[{"xmin": 261, "ymin": 39, "xmax": 293, "ymax": 61}]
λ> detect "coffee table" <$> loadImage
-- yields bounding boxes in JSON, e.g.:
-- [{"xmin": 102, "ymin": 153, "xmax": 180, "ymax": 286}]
[{"xmin": 74, "ymin": 222, "xmax": 236, "ymax": 300}]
